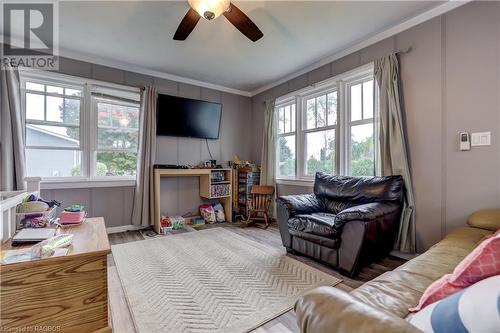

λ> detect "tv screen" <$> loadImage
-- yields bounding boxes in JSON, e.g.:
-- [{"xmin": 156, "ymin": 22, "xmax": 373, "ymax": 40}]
[{"xmin": 156, "ymin": 94, "xmax": 222, "ymax": 139}]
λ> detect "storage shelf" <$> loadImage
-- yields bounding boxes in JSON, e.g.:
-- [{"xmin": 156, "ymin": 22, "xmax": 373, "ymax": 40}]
[{"xmin": 211, "ymin": 181, "xmax": 231, "ymax": 184}]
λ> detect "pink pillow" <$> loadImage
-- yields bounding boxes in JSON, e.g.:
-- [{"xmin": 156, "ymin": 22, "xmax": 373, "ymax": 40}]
[{"xmin": 410, "ymin": 233, "xmax": 500, "ymax": 312}]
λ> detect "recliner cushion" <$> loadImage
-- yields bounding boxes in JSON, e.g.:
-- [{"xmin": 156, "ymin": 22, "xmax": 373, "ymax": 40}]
[
  {"xmin": 288, "ymin": 212, "xmax": 338, "ymax": 238},
  {"xmin": 313, "ymin": 172, "xmax": 404, "ymax": 205}
]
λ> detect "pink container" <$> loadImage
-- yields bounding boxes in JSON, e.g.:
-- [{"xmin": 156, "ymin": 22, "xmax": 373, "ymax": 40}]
[{"xmin": 59, "ymin": 211, "xmax": 86, "ymax": 224}]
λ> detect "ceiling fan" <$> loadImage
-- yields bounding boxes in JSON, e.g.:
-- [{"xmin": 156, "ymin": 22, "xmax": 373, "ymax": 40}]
[{"xmin": 173, "ymin": 0, "xmax": 263, "ymax": 42}]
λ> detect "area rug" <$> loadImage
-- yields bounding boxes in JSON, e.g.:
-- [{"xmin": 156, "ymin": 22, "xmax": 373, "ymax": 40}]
[{"xmin": 112, "ymin": 228, "xmax": 341, "ymax": 333}]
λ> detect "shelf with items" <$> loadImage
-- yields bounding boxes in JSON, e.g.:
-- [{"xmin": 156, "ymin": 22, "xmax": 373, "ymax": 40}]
[
  {"xmin": 233, "ymin": 167, "xmax": 260, "ymax": 220},
  {"xmin": 153, "ymin": 168, "xmax": 233, "ymax": 234}
]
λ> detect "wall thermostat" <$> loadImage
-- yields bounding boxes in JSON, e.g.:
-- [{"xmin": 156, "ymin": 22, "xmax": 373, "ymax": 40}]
[{"xmin": 459, "ymin": 132, "xmax": 470, "ymax": 151}]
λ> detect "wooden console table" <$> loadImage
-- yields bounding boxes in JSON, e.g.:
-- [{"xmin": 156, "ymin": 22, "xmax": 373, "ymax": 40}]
[
  {"xmin": 153, "ymin": 168, "xmax": 233, "ymax": 233},
  {"xmin": 0, "ymin": 217, "xmax": 111, "ymax": 333}
]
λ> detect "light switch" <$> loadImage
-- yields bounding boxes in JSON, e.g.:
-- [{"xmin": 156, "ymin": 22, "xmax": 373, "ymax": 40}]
[{"xmin": 471, "ymin": 132, "xmax": 491, "ymax": 146}]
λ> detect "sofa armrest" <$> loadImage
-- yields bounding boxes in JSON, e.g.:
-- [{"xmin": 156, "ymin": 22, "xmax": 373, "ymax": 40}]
[
  {"xmin": 468, "ymin": 209, "xmax": 500, "ymax": 231},
  {"xmin": 295, "ymin": 287, "xmax": 422, "ymax": 333},
  {"xmin": 336, "ymin": 202, "xmax": 400, "ymax": 223},
  {"xmin": 277, "ymin": 193, "xmax": 324, "ymax": 217}
]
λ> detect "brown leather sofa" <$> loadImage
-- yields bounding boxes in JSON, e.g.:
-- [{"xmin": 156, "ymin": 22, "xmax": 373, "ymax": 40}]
[
  {"xmin": 294, "ymin": 209, "xmax": 500, "ymax": 333},
  {"xmin": 277, "ymin": 172, "xmax": 404, "ymax": 277}
]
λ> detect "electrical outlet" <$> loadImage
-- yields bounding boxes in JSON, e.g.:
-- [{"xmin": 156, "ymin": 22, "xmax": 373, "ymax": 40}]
[{"xmin": 471, "ymin": 132, "xmax": 491, "ymax": 146}]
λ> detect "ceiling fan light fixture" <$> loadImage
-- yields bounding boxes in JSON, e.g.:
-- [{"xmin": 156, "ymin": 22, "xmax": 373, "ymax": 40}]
[{"xmin": 188, "ymin": 0, "xmax": 230, "ymax": 20}]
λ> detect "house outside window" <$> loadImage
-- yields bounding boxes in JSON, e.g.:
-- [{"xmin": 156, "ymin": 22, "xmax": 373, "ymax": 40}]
[
  {"xmin": 20, "ymin": 70, "xmax": 141, "ymax": 183},
  {"xmin": 276, "ymin": 64, "xmax": 377, "ymax": 181}
]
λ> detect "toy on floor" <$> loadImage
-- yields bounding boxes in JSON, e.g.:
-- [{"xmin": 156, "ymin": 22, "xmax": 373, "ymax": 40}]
[{"xmin": 200, "ymin": 204, "xmax": 216, "ymax": 224}]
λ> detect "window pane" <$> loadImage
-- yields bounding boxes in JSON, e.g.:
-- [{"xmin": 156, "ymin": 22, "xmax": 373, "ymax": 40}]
[
  {"xmin": 290, "ymin": 104, "xmax": 296, "ymax": 131},
  {"xmin": 351, "ymin": 123, "xmax": 374, "ymax": 176},
  {"xmin": 62, "ymin": 98, "xmax": 81, "ymax": 124},
  {"xmin": 64, "ymin": 88, "xmax": 82, "ymax": 96},
  {"xmin": 350, "ymin": 84, "xmax": 362, "ymax": 121},
  {"xmin": 316, "ymin": 95, "xmax": 327, "ymax": 127},
  {"xmin": 26, "ymin": 124, "xmax": 79, "ymax": 148},
  {"xmin": 278, "ymin": 135, "xmax": 295, "ymax": 177},
  {"xmin": 26, "ymin": 93, "xmax": 44, "ymax": 120},
  {"xmin": 46, "ymin": 96, "xmax": 64, "ymax": 122},
  {"xmin": 284, "ymin": 105, "xmax": 291, "ymax": 133},
  {"xmin": 46, "ymin": 85, "xmax": 64, "ymax": 94},
  {"xmin": 96, "ymin": 152, "xmax": 137, "ymax": 177},
  {"xmin": 306, "ymin": 129, "xmax": 335, "ymax": 176},
  {"xmin": 306, "ymin": 98, "xmax": 315, "ymax": 129},
  {"xmin": 46, "ymin": 97, "xmax": 80, "ymax": 124},
  {"xmin": 363, "ymin": 80, "xmax": 374, "ymax": 119},
  {"xmin": 327, "ymin": 92, "xmax": 337, "ymax": 126},
  {"xmin": 26, "ymin": 148, "xmax": 82, "ymax": 177},
  {"xmin": 26, "ymin": 82, "xmax": 44, "ymax": 92},
  {"xmin": 97, "ymin": 128, "xmax": 138, "ymax": 149},
  {"xmin": 277, "ymin": 107, "xmax": 284, "ymax": 134}
]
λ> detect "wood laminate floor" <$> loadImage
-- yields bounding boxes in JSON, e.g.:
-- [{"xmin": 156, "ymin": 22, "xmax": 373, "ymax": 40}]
[{"xmin": 107, "ymin": 222, "xmax": 405, "ymax": 333}]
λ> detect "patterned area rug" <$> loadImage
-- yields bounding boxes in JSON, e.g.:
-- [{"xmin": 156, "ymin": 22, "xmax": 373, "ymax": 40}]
[{"xmin": 112, "ymin": 228, "xmax": 341, "ymax": 333}]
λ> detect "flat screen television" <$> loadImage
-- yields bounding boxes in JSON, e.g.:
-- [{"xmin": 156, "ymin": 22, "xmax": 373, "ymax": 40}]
[{"xmin": 156, "ymin": 94, "xmax": 222, "ymax": 139}]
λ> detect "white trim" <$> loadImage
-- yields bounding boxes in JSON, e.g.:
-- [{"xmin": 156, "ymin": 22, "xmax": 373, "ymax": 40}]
[
  {"xmin": 276, "ymin": 179, "xmax": 313, "ymax": 187},
  {"xmin": 249, "ymin": 0, "xmax": 470, "ymax": 97},
  {"xmin": 58, "ymin": 45, "xmax": 252, "ymax": 97},
  {"xmin": 4, "ymin": 1, "xmax": 467, "ymax": 97},
  {"xmin": 19, "ymin": 67, "xmax": 140, "ymax": 93},
  {"xmin": 106, "ymin": 225, "xmax": 143, "ymax": 234},
  {"xmin": 40, "ymin": 179, "xmax": 136, "ymax": 190}
]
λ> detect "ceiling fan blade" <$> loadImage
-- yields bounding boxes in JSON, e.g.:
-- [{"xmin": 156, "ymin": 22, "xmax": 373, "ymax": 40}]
[
  {"xmin": 173, "ymin": 8, "xmax": 201, "ymax": 40},
  {"xmin": 223, "ymin": 3, "xmax": 263, "ymax": 42}
]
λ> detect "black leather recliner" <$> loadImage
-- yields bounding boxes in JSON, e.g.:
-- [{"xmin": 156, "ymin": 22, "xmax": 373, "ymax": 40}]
[{"xmin": 277, "ymin": 172, "xmax": 404, "ymax": 277}]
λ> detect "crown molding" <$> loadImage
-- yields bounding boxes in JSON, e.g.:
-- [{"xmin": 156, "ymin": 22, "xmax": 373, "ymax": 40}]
[
  {"xmin": 2, "ymin": 0, "xmax": 469, "ymax": 98},
  {"xmin": 58, "ymin": 47, "xmax": 253, "ymax": 97},
  {"xmin": 248, "ymin": 0, "xmax": 470, "ymax": 97}
]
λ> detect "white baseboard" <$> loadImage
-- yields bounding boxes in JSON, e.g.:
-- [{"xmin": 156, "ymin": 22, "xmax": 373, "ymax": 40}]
[{"xmin": 106, "ymin": 225, "xmax": 143, "ymax": 234}]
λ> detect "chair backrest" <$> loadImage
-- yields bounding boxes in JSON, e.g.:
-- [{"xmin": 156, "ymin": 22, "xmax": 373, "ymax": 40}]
[
  {"xmin": 250, "ymin": 185, "xmax": 274, "ymax": 211},
  {"xmin": 313, "ymin": 172, "xmax": 404, "ymax": 204}
]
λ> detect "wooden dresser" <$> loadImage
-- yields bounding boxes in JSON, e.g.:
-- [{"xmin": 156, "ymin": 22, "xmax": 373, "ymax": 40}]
[{"xmin": 0, "ymin": 217, "xmax": 111, "ymax": 333}]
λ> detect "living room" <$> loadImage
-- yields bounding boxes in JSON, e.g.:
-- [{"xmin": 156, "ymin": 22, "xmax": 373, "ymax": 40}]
[{"xmin": 1, "ymin": 1, "xmax": 499, "ymax": 332}]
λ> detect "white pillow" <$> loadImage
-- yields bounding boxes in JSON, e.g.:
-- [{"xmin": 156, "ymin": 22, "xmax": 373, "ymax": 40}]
[{"xmin": 409, "ymin": 275, "xmax": 500, "ymax": 333}]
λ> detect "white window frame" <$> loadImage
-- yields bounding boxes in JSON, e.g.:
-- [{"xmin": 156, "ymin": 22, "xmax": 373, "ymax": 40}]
[
  {"xmin": 20, "ymin": 68, "xmax": 141, "ymax": 188},
  {"xmin": 276, "ymin": 97, "xmax": 297, "ymax": 179},
  {"xmin": 275, "ymin": 63, "xmax": 377, "ymax": 184}
]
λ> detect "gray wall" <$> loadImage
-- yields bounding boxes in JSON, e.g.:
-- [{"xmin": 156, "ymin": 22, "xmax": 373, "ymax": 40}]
[
  {"xmin": 251, "ymin": 1, "xmax": 500, "ymax": 252},
  {"xmin": 40, "ymin": 57, "xmax": 252, "ymax": 228}
]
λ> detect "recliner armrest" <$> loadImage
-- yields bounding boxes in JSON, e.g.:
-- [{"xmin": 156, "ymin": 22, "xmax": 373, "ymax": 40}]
[
  {"xmin": 295, "ymin": 287, "xmax": 421, "ymax": 333},
  {"xmin": 277, "ymin": 194, "xmax": 324, "ymax": 217},
  {"xmin": 336, "ymin": 202, "xmax": 400, "ymax": 223}
]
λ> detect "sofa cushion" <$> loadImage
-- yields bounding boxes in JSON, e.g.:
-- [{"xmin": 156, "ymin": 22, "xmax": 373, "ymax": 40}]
[
  {"xmin": 288, "ymin": 212, "xmax": 338, "ymax": 238},
  {"xmin": 350, "ymin": 226, "xmax": 492, "ymax": 319},
  {"xmin": 313, "ymin": 172, "xmax": 404, "ymax": 205},
  {"xmin": 408, "ymin": 275, "xmax": 500, "ymax": 333},
  {"xmin": 410, "ymin": 231, "xmax": 500, "ymax": 312},
  {"xmin": 467, "ymin": 209, "xmax": 500, "ymax": 231}
]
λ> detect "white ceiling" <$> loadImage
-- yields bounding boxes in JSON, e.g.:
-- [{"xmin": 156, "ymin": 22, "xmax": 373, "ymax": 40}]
[{"xmin": 57, "ymin": 1, "xmax": 444, "ymax": 94}]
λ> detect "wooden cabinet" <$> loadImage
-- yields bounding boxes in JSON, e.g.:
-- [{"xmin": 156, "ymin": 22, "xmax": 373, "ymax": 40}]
[{"xmin": 0, "ymin": 217, "xmax": 111, "ymax": 333}]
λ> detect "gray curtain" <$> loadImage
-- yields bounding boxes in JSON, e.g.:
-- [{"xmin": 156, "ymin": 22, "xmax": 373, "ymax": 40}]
[
  {"xmin": 375, "ymin": 54, "xmax": 416, "ymax": 253},
  {"xmin": 259, "ymin": 99, "xmax": 276, "ymax": 217},
  {"xmin": 131, "ymin": 86, "xmax": 157, "ymax": 227},
  {"xmin": 0, "ymin": 66, "xmax": 26, "ymax": 191}
]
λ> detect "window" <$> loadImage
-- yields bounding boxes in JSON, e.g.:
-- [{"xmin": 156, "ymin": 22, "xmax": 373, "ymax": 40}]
[
  {"xmin": 277, "ymin": 102, "xmax": 296, "ymax": 177},
  {"xmin": 275, "ymin": 64, "xmax": 376, "ymax": 181},
  {"xmin": 348, "ymin": 79, "xmax": 375, "ymax": 176},
  {"xmin": 21, "ymin": 71, "xmax": 141, "ymax": 182}
]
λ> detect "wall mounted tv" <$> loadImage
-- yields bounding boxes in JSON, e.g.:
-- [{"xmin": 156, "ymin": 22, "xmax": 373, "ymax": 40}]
[{"xmin": 156, "ymin": 94, "xmax": 222, "ymax": 139}]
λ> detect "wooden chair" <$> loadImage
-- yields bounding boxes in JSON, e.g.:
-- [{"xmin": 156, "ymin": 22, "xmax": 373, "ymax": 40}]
[{"xmin": 246, "ymin": 185, "xmax": 275, "ymax": 229}]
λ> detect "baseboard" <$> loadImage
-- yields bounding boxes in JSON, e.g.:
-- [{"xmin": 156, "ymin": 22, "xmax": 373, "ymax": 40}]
[{"xmin": 106, "ymin": 225, "xmax": 143, "ymax": 234}]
